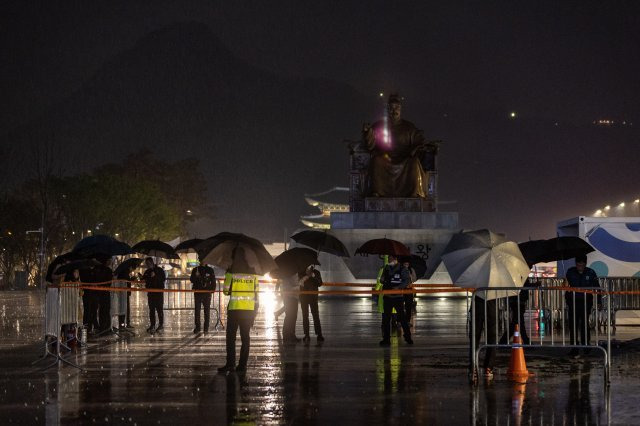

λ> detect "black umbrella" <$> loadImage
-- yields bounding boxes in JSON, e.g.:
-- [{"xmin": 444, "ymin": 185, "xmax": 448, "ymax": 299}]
[
  {"xmin": 174, "ymin": 238, "xmax": 203, "ymax": 253},
  {"xmin": 132, "ymin": 240, "xmax": 179, "ymax": 259},
  {"xmin": 290, "ymin": 230, "xmax": 350, "ymax": 257},
  {"xmin": 399, "ymin": 255, "xmax": 427, "ymax": 279},
  {"xmin": 114, "ymin": 257, "xmax": 144, "ymax": 277},
  {"xmin": 55, "ymin": 258, "xmax": 101, "ymax": 276},
  {"xmin": 198, "ymin": 232, "xmax": 276, "ymax": 275},
  {"xmin": 46, "ymin": 252, "xmax": 77, "ymax": 282},
  {"xmin": 518, "ymin": 237, "xmax": 594, "ymax": 265},
  {"xmin": 274, "ymin": 247, "xmax": 320, "ymax": 276},
  {"xmin": 547, "ymin": 236, "xmax": 595, "ymax": 261},
  {"xmin": 355, "ymin": 238, "xmax": 411, "ymax": 257},
  {"xmin": 73, "ymin": 235, "xmax": 133, "ymax": 257}
]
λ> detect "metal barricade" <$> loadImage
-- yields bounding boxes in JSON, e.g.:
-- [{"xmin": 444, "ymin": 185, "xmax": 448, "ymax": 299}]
[
  {"xmin": 471, "ymin": 286, "xmax": 611, "ymax": 389},
  {"xmin": 164, "ymin": 278, "xmax": 222, "ymax": 329},
  {"xmin": 45, "ymin": 288, "xmax": 60, "ymax": 337},
  {"xmin": 110, "ymin": 281, "xmax": 128, "ymax": 317},
  {"xmin": 60, "ymin": 283, "xmax": 80, "ymax": 326}
]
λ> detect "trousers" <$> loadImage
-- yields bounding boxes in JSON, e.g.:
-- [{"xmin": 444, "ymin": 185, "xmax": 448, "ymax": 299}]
[
  {"xmin": 300, "ymin": 294, "xmax": 322, "ymax": 336},
  {"xmin": 194, "ymin": 292, "xmax": 212, "ymax": 330},
  {"xmin": 382, "ymin": 296, "xmax": 411, "ymax": 341},
  {"xmin": 147, "ymin": 293, "xmax": 164, "ymax": 327},
  {"xmin": 226, "ymin": 310, "xmax": 254, "ymax": 368}
]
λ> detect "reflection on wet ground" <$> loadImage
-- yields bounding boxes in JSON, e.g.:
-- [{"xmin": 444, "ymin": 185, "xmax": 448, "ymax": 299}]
[{"xmin": 1, "ymin": 291, "xmax": 640, "ymax": 424}]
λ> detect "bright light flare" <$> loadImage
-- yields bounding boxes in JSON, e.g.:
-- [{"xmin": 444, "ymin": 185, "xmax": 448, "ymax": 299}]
[
  {"xmin": 619, "ymin": 202, "xmax": 625, "ymax": 207},
  {"xmin": 604, "ymin": 205, "xmax": 611, "ymax": 210},
  {"xmin": 634, "ymin": 199, "xmax": 640, "ymax": 203}
]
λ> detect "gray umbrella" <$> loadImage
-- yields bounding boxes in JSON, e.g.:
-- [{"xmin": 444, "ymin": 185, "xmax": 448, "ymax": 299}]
[{"xmin": 441, "ymin": 229, "xmax": 530, "ymax": 300}]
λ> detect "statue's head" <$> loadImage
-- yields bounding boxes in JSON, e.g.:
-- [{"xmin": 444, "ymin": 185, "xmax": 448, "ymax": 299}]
[{"xmin": 387, "ymin": 94, "xmax": 402, "ymax": 123}]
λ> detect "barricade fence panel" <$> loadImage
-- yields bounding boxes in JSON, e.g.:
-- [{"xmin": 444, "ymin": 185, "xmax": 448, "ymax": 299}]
[{"xmin": 471, "ymin": 286, "xmax": 611, "ymax": 387}]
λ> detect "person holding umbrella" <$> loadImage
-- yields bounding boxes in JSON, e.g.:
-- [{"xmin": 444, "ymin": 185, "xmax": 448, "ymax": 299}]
[
  {"xmin": 299, "ymin": 264, "xmax": 324, "ymax": 343},
  {"xmin": 190, "ymin": 260, "xmax": 216, "ymax": 334},
  {"xmin": 218, "ymin": 247, "xmax": 259, "ymax": 373},
  {"xmin": 564, "ymin": 254, "xmax": 600, "ymax": 356},
  {"xmin": 142, "ymin": 257, "xmax": 166, "ymax": 333},
  {"xmin": 400, "ymin": 257, "xmax": 418, "ymax": 325},
  {"xmin": 379, "ymin": 255, "xmax": 413, "ymax": 346},
  {"xmin": 114, "ymin": 258, "xmax": 143, "ymax": 329}
]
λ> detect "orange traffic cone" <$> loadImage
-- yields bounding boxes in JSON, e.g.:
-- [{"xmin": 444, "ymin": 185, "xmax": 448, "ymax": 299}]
[{"xmin": 507, "ymin": 324, "xmax": 530, "ymax": 382}]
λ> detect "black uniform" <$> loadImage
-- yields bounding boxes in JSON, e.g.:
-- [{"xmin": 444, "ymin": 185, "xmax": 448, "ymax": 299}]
[
  {"xmin": 81, "ymin": 268, "xmax": 100, "ymax": 332},
  {"xmin": 93, "ymin": 264, "xmax": 113, "ymax": 332},
  {"xmin": 190, "ymin": 265, "xmax": 216, "ymax": 332},
  {"xmin": 565, "ymin": 266, "xmax": 600, "ymax": 345},
  {"xmin": 299, "ymin": 269, "xmax": 323, "ymax": 339},
  {"xmin": 116, "ymin": 269, "xmax": 134, "ymax": 327},
  {"xmin": 143, "ymin": 265, "xmax": 166, "ymax": 330}
]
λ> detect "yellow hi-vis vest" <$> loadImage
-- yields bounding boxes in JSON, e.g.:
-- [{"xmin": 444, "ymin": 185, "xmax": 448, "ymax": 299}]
[{"xmin": 224, "ymin": 273, "xmax": 259, "ymax": 311}]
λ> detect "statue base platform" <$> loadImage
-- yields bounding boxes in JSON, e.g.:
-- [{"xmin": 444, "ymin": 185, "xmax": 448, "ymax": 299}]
[
  {"xmin": 364, "ymin": 197, "xmax": 435, "ymax": 213},
  {"xmin": 297, "ymin": 211, "xmax": 459, "ymax": 281}
]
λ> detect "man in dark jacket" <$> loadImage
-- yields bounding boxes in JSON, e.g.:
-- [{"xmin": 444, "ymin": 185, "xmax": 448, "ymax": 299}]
[
  {"xmin": 379, "ymin": 255, "xmax": 413, "ymax": 346},
  {"xmin": 93, "ymin": 256, "xmax": 114, "ymax": 333},
  {"xmin": 190, "ymin": 261, "xmax": 216, "ymax": 333},
  {"xmin": 142, "ymin": 257, "xmax": 166, "ymax": 333},
  {"xmin": 565, "ymin": 255, "xmax": 600, "ymax": 353}
]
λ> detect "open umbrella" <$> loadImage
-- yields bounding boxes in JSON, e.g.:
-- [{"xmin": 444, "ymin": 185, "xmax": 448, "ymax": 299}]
[
  {"xmin": 399, "ymin": 255, "xmax": 428, "ymax": 279},
  {"xmin": 355, "ymin": 238, "xmax": 411, "ymax": 257},
  {"xmin": 46, "ymin": 252, "xmax": 77, "ymax": 282},
  {"xmin": 518, "ymin": 237, "xmax": 595, "ymax": 265},
  {"xmin": 73, "ymin": 235, "xmax": 133, "ymax": 257},
  {"xmin": 290, "ymin": 230, "xmax": 350, "ymax": 257},
  {"xmin": 274, "ymin": 247, "xmax": 320, "ymax": 276},
  {"xmin": 174, "ymin": 238, "xmax": 204, "ymax": 253},
  {"xmin": 132, "ymin": 240, "xmax": 179, "ymax": 259},
  {"xmin": 198, "ymin": 232, "xmax": 276, "ymax": 275},
  {"xmin": 441, "ymin": 229, "xmax": 530, "ymax": 299},
  {"xmin": 55, "ymin": 258, "xmax": 101, "ymax": 276},
  {"xmin": 114, "ymin": 257, "xmax": 144, "ymax": 277},
  {"xmin": 547, "ymin": 236, "xmax": 594, "ymax": 261}
]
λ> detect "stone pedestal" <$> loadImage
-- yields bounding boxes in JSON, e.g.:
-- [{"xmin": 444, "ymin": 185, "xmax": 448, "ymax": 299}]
[{"xmin": 302, "ymin": 211, "xmax": 459, "ymax": 281}]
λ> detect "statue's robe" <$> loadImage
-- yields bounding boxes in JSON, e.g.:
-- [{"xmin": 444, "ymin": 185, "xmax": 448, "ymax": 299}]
[{"xmin": 365, "ymin": 119, "xmax": 430, "ymax": 198}]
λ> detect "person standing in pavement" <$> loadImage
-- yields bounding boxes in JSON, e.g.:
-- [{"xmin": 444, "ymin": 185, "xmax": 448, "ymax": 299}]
[
  {"xmin": 218, "ymin": 248, "xmax": 259, "ymax": 373},
  {"xmin": 94, "ymin": 255, "xmax": 114, "ymax": 333},
  {"xmin": 299, "ymin": 265, "xmax": 324, "ymax": 343},
  {"xmin": 142, "ymin": 257, "xmax": 166, "ymax": 333},
  {"xmin": 116, "ymin": 264, "xmax": 135, "ymax": 329},
  {"xmin": 564, "ymin": 254, "xmax": 600, "ymax": 356},
  {"xmin": 190, "ymin": 261, "xmax": 216, "ymax": 333},
  {"xmin": 281, "ymin": 271, "xmax": 301, "ymax": 343},
  {"xmin": 379, "ymin": 255, "xmax": 413, "ymax": 346},
  {"xmin": 400, "ymin": 257, "xmax": 418, "ymax": 325}
]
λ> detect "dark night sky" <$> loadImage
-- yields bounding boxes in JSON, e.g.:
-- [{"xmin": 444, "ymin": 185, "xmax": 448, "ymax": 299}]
[{"xmin": 2, "ymin": 1, "xmax": 639, "ymax": 242}]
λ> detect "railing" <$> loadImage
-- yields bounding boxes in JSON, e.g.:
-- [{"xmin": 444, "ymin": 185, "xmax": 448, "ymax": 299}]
[{"xmin": 471, "ymin": 286, "xmax": 611, "ymax": 389}]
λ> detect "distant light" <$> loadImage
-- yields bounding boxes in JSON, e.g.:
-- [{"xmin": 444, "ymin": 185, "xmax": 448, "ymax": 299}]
[
  {"xmin": 619, "ymin": 202, "xmax": 625, "ymax": 207},
  {"xmin": 115, "ymin": 233, "xmax": 119, "ymax": 237},
  {"xmin": 379, "ymin": 92, "xmax": 384, "ymax": 97},
  {"xmin": 7, "ymin": 231, "xmax": 11, "ymax": 235},
  {"xmin": 87, "ymin": 230, "xmax": 92, "ymax": 233},
  {"xmin": 595, "ymin": 209, "xmax": 602, "ymax": 215},
  {"xmin": 509, "ymin": 111, "xmax": 517, "ymax": 119},
  {"xmin": 604, "ymin": 205, "xmax": 611, "ymax": 210},
  {"xmin": 634, "ymin": 199, "xmax": 639, "ymax": 204},
  {"xmin": 72, "ymin": 231, "xmax": 75, "ymax": 235}
]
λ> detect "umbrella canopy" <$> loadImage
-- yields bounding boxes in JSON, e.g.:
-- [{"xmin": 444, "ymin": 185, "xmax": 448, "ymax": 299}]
[
  {"xmin": 547, "ymin": 236, "xmax": 595, "ymax": 261},
  {"xmin": 46, "ymin": 252, "xmax": 77, "ymax": 282},
  {"xmin": 174, "ymin": 238, "xmax": 204, "ymax": 253},
  {"xmin": 198, "ymin": 232, "xmax": 277, "ymax": 275},
  {"xmin": 114, "ymin": 257, "xmax": 144, "ymax": 277},
  {"xmin": 132, "ymin": 240, "xmax": 179, "ymax": 259},
  {"xmin": 55, "ymin": 258, "xmax": 101, "ymax": 276},
  {"xmin": 518, "ymin": 237, "xmax": 595, "ymax": 265},
  {"xmin": 441, "ymin": 229, "xmax": 530, "ymax": 299},
  {"xmin": 355, "ymin": 238, "xmax": 411, "ymax": 257},
  {"xmin": 290, "ymin": 230, "xmax": 350, "ymax": 257},
  {"xmin": 399, "ymin": 255, "xmax": 428, "ymax": 280},
  {"xmin": 73, "ymin": 235, "xmax": 133, "ymax": 257},
  {"xmin": 274, "ymin": 247, "xmax": 320, "ymax": 276}
]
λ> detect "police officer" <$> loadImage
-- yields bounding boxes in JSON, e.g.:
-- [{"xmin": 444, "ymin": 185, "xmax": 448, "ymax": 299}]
[
  {"xmin": 142, "ymin": 257, "xmax": 166, "ymax": 333},
  {"xmin": 190, "ymin": 261, "xmax": 216, "ymax": 333},
  {"xmin": 564, "ymin": 254, "xmax": 600, "ymax": 355},
  {"xmin": 218, "ymin": 248, "xmax": 259, "ymax": 373},
  {"xmin": 379, "ymin": 255, "xmax": 413, "ymax": 346}
]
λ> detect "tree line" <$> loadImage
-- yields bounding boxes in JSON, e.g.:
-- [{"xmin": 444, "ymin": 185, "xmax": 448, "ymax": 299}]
[{"xmin": 0, "ymin": 147, "xmax": 210, "ymax": 287}]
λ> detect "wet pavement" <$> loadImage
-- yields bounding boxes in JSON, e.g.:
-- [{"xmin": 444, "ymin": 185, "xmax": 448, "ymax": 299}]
[{"xmin": 2, "ymin": 291, "xmax": 640, "ymax": 424}]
